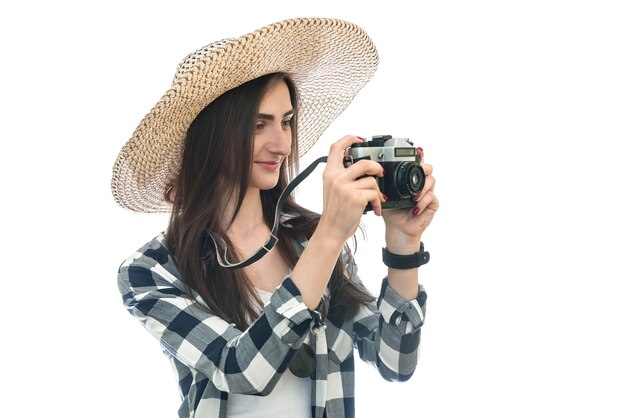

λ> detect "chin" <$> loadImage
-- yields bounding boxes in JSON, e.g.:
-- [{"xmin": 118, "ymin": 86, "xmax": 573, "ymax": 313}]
[
  {"xmin": 250, "ymin": 178, "xmax": 280, "ymax": 191},
  {"xmin": 261, "ymin": 182, "xmax": 280, "ymax": 191}
]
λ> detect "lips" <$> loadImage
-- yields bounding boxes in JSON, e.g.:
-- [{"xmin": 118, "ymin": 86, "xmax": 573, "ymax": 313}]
[{"xmin": 255, "ymin": 161, "xmax": 280, "ymax": 170}]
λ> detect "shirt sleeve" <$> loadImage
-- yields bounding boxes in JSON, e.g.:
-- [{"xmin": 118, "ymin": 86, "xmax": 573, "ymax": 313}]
[
  {"xmin": 117, "ymin": 247, "xmax": 319, "ymax": 396},
  {"xmin": 350, "ymin": 253, "xmax": 427, "ymax": 382}
]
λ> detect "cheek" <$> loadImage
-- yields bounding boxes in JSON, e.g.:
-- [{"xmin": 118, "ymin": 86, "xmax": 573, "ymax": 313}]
[{"xmin": 251, "ymin": 137, "xmax": 264, "ymax": 156}]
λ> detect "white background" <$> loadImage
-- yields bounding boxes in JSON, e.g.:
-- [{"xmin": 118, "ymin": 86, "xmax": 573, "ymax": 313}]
[{"xmin": 2, "ymin": 0, "xmax": 625, "ymax": 417}]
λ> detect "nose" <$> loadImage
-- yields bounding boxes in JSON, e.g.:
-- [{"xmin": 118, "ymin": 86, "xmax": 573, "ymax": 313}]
[{"xmin": 268, "ymin": 125, "xmax": 292, "ymax": 157}]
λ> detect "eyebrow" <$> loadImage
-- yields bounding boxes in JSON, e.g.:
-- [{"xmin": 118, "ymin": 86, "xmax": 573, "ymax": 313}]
[{"xmin": 256, "ymin": 109, "xmax": 295, "ymax": 121}]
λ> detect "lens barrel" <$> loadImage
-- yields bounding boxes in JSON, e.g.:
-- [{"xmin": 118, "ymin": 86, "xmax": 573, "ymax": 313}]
[{"xmin": 395, "ymin": 162, "xmax": 425, "ymax": 197}]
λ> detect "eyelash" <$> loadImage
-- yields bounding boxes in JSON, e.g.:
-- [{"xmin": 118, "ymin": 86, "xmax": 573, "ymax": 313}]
[{"xmin": 255, "ymin": 119, "xmax": 292, "ymax": 131}]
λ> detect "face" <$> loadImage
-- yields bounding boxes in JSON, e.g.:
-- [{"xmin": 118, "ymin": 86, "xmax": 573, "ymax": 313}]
[{"xmin": 249, "ymin": 80, "xmax": 293, "ymax": 191}]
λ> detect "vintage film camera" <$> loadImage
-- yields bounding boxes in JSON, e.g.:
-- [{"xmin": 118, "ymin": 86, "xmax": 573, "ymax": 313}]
[{"xmin": 345, "ymin": 135, "xmax": 425, "ymax": 211}]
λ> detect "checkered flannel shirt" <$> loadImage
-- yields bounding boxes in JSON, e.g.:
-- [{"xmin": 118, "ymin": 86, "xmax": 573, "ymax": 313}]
[{"xmin": 118, "ymin": 232, "xmax": 427, "ymax": 418}]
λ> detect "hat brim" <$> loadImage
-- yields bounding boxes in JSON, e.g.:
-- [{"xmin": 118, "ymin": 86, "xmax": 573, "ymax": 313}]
[{"xmin": 112, "ymin": 17, "xmax": 378, "ymax": 213}]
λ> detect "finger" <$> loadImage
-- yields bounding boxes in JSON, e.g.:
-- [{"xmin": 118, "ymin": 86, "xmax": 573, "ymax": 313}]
[
  {"xmin": 417, "ymin": 147, "xmax": 425, "ymax": 163},
  {"xmin": 360, "ymin": 188, "xmax": 383, "ymax": 216},
  {"xmin": 412, "ymin": 174, "xmax": 435, "ymax": 202},
  {"xmin": 344, "ymin": 187, "xmax": 382, "ymax": 216},
  {"xmin": 412, "ymin": 191, "xmax": 439, "ymax": 216},
  {"xmin": 421, "ymin": 163, "xmax": 433, "ymax": 176},
  {"xmin": 353, "ymin": 177, "xmax": 384, "ymax": 215},
  {"xmin": 353, "ymin": 175, "xmax": 380, "ymax": 192},
  {"xmin": 344, "ymin": 159, "xmax": 384, "ymax": 180},
  {"xmin": 327, "ymin": 135, "xmax": 363, "ymax": 168}
]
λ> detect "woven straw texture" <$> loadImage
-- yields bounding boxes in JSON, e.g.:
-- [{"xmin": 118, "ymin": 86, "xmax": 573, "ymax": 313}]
[{"xmin": 111, "ymin": 17, "xmax": 378, "ymax": 213}]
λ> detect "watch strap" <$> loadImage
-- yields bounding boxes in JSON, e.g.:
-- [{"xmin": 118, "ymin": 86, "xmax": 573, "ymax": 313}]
[{"xmin": 382, "ymin": 242, "xmax": 430, "ymax": 269}]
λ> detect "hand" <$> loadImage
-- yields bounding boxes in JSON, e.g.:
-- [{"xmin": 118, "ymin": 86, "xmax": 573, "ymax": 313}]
[
  {"xmin": 382, "ymin": 148, "xmax": 438, "ymax": 253},
  {"xmin": 317, "ymin": 135, "xmax": 385, "ymax": 244}
]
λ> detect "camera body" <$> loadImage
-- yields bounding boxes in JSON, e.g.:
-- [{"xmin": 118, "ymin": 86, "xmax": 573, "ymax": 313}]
[{"xmin": 345, "ymin": 135, "xmax": 425, "ymax": 212}]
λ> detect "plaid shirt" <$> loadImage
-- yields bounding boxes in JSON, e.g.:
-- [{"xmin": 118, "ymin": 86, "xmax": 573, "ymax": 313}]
[{"xmin": 118, "ymin": 232, "xmax": 427, "ymax": 418}]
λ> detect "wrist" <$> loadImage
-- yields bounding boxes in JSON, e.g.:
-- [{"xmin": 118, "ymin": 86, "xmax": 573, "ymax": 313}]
[
  {"xmin": 385, "ymin": 231, "xmax": 422, "ymax": 255},
  {"xmin": 314, "ymin": 218, "xmax": 346, "ymax": 251},
  {"xmin": 383, "ymin": 242, "xmax": 429, "ymax": 270}
]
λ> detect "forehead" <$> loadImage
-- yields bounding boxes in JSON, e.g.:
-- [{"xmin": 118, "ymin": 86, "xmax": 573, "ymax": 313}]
[{"xmin": 258, "ymin": 80, "xmax": 292, "ymax": 112}]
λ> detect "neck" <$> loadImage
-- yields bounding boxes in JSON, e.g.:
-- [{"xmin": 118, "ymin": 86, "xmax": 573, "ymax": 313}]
[{"xmin": 223, "ymin": 187, "xmax": 267, "ymax": 237}]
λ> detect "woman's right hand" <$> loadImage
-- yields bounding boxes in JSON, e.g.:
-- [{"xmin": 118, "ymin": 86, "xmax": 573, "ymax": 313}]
[{"xmin": 317, "ymin": 135, "xmax": 385, "ymax": 244}]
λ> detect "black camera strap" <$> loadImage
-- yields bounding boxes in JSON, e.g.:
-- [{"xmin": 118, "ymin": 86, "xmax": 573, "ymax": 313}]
[{"xmin": 203, "ymin": 156, "xmax": 328, "ymax": 269}]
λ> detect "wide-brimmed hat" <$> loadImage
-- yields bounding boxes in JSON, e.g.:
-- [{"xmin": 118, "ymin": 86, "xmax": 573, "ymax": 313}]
[{"xmin": 111, "ymin": 17, "xmax": 379, "ymax": 213}]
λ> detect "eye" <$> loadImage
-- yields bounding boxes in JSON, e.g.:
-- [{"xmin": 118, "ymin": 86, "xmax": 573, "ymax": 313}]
[
  {"xmin": 255, "ymin": 121, "xmax": 265, "ymax": 131},
  {"xmin": 281, "ymin": 118, "xmax": 292, "ymax": 129}
]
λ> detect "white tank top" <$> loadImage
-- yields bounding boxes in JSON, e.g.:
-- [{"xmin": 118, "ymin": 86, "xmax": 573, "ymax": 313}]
[{"xmin": 227, "ymin": 288, "xmax": 312, "ymax": 418}]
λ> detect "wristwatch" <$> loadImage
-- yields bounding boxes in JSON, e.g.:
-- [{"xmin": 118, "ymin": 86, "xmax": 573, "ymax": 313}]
[{"xmin": 382, "ymin": 242, "xmax": 430, "ymax": 269}]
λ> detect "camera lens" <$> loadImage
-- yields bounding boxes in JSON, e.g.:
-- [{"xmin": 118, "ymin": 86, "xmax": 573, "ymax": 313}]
[{"xmin": 395, "ymin": 162, "xmax": 425, "ymax": 198}]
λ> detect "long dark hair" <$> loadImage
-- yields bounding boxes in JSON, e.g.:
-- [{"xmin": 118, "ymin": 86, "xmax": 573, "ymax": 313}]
[{"xmin": 166, "ymin": 73, "xmax": 374, "ymax": 330}]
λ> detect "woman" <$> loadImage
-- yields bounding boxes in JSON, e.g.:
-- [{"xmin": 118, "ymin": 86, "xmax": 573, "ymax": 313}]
[{"xmin": 113, "ymin": 18, "xmax": 438, "ymax": 418}]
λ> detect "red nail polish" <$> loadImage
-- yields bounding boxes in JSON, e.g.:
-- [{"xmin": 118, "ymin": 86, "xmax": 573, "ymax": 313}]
[
  {"xmin": 383, "ymin": 194, "xmax": 388, "ymax": 201},
  {"xmin": 412, "ymin": 194, "xmax": 420, "ymax": 202},
  {"xmin": 417, "ymin": 147, "xmax": 423, "ymax": 153},
  {"xmin": 357, "ymin": 136, "xmax": 366, "ymax": 141},
  {"xmin": 412, "ymin": 206, "xmax": 420, "ymax": 216}
]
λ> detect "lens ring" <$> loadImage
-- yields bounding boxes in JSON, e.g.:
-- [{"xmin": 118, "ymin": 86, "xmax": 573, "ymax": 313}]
[{"xmin": 395, "ymin": 162, "xmax": 425, "ymax": 197}]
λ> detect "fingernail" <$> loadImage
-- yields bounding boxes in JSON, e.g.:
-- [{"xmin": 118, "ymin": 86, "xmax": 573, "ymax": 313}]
[
  {"xmin": 382, "ymin": 193, "xmax": 388, "ymax": 201},
  {"xmin": 417, "ymin": 147, "xmax": 423, "ymax": 153},
  {"xmin": 357, "ymin": 136, "xmax": 366, "ymax": 141},
  {"xmin": 412, "ymin": 194, "xmax": 420, "ymax": 202},
  {"xmin": 412, "ymin": 206, "xmax": 420, "ymax": 216}
]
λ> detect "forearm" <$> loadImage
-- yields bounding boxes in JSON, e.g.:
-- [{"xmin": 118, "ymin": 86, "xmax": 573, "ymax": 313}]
[
  {"xmin": 354, "ymin": 278, "xmax": 427, "ymax": 382},
  {"xmin": 121, "ymin": 264, "xmax": 311, "ymax": 395},
  {"xmin": 387, "ymin": 267, "xmax": 420, "ymax": 300},
  {"xmin": 290, "ymin": 223, "xmax": 345, "ymax": 309}
]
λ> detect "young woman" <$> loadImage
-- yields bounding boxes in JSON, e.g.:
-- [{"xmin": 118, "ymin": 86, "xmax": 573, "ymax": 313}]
[{"xmin": 113, "ymin": 18, "xmax": 438, "ymax": 418}]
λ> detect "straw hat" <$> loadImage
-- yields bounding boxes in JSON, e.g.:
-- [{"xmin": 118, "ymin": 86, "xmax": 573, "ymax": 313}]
[{"xmin": 111, "ymin": 17, "xmax": 379, "ymax": 213}]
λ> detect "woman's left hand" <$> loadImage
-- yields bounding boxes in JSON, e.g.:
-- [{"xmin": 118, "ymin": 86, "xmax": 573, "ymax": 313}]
[{"xmin": 382, "ymin": 148, "xmax": 438, "ymax": 253}]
